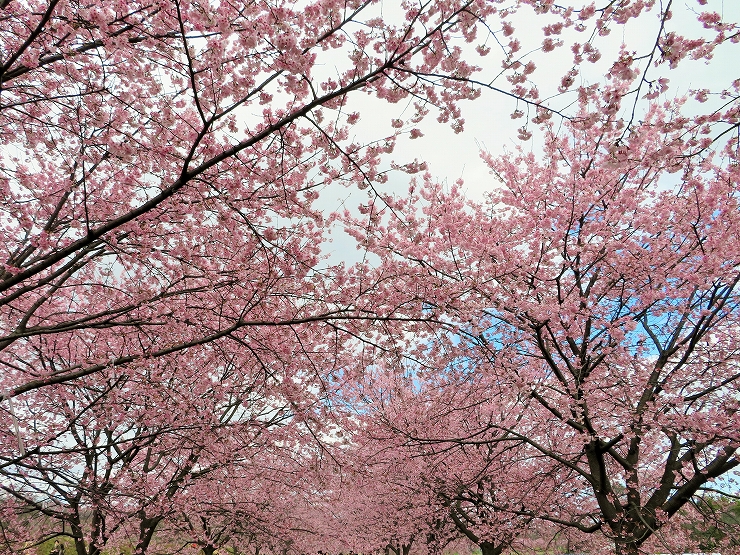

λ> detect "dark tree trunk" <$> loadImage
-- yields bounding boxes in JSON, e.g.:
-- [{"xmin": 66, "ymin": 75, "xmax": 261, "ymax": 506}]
[
  {"xmin": 479, "ymin": 542, "xmax": 504, "ymax": 555},
  {"xmin": 614, "ymin": 541, "xmax": 640, "ymax": 555},
  {"xmin": 70, "ymin": 520, "xmax": 87, "ymax": 555},
  {"xmin": 133, "ymin": 513, "xmax": 162, "ymax": 555}
]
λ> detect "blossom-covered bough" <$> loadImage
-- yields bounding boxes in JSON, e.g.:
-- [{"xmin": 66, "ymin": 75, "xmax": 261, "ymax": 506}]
[{"xmin": 0, "ymin": 0, "xmax": 502, "ymax": 402}]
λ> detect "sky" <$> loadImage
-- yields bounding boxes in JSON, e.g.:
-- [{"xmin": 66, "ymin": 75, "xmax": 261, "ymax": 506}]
[{"xmin": 315, "ymin": 0, "xmax": 739, "ymax": 266}]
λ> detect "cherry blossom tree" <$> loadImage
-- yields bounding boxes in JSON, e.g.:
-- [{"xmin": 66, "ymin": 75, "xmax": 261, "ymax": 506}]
[
  {"xmin": 0, "ymin": 333, "xmax": 350, "ymax": 555},
  {"xmin": 3, "ymin": 0, "xmax": 740, "ymax": 553},
  {"xmin": 333, "ymin": 0, "xmax": 740, "ymax": 550},
  {"xmin": 354, "ymin": 83, "xmax": 740, "ymax": 552},
  {"xmin": 272, "ymin": 435, "xmax": 433, "ymax": 555},
  {"xmin": 1, "ymin": 0, "xmax": 536, "ymax": 551},
  {"xmin": 338, "ymin": 339, "xmax": 601, "ymax": 555},
  {"xmin": 0, "ymin": 0, "xmax": 515, "ymax": 410},
  {"xmin": 0, "ymin": 0, "xmax": 504, "ymax": 548}
]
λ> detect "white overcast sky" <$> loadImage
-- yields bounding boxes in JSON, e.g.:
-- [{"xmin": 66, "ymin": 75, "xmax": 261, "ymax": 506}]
[{"xmin": 306, "ymin": 0, "xmax": 739, "ymax": 265}]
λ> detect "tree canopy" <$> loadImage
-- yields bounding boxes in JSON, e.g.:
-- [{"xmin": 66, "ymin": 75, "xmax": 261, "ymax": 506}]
[{"xmin": 1, "ymin": 0, "xmax": 739, "ymax": 554}]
